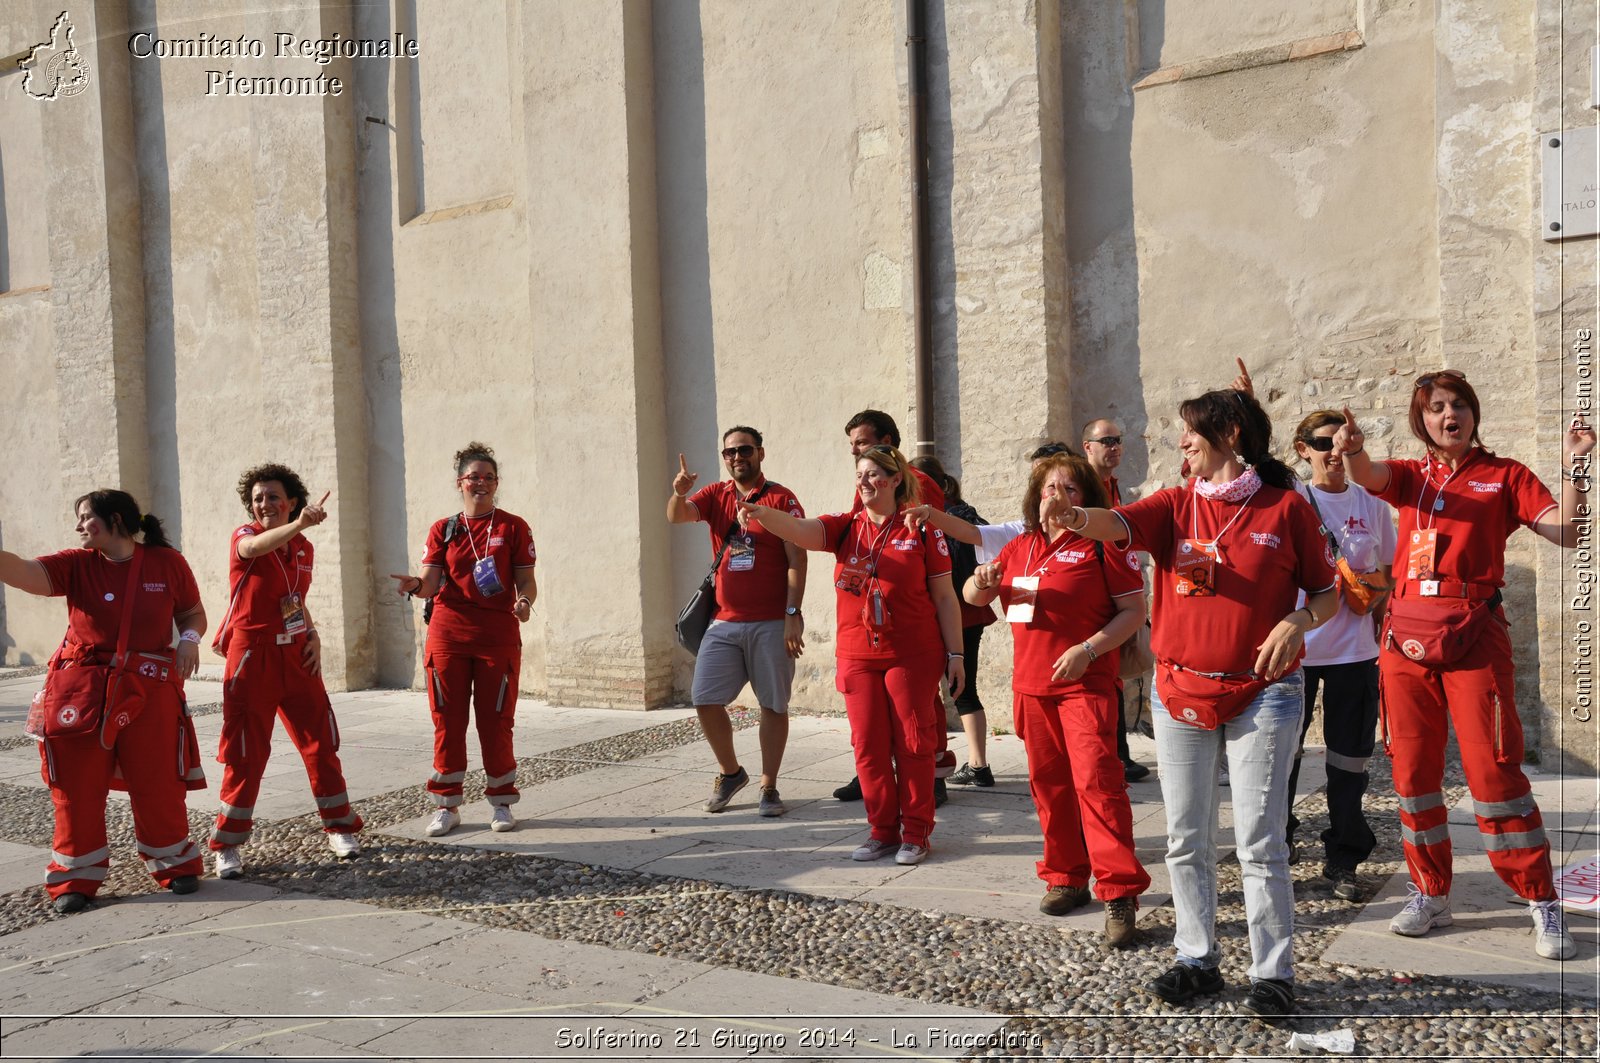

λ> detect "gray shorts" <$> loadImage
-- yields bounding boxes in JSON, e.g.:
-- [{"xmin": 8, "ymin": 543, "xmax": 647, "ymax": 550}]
[{"xmin": 691, "ymin": 619, "xmax": 795, "ymax": 713}]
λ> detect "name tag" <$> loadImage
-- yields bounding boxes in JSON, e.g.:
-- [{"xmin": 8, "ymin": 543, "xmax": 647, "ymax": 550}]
[{"xmin": 1006, "ymin": 576, "xmax": 1039, "ymax": 624}]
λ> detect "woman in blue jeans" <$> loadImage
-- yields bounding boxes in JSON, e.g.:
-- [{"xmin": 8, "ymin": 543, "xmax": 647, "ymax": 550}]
[{"xmin": 1058, "ymin": 388, "xmax": 1338, "ymax": 1021}]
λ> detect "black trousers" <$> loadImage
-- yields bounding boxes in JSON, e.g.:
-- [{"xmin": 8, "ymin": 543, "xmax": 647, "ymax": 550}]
[{"xmin": 1285, "ymin": 658, "xmax": 1380, "ymax": 872}]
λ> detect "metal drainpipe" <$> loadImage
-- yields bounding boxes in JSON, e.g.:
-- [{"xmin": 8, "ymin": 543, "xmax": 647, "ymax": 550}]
[{"xmin": 907, "ymin": 0, "xmax": 935, "ymax": 458}]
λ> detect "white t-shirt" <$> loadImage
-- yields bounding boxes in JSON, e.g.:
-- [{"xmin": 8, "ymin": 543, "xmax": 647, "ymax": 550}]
[
  {"xmin": 1296, "ymin": 481, "xmax": 1398, "ymax": 667},
  {"xmin": 976, "ymin": 520, "xmax": 1027, "ymax": 564}
]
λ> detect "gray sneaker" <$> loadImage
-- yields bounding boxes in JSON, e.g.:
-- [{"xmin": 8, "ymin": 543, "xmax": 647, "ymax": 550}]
[
  {"xmin": 758, "ymin": 786, "xmax": 787, "ymax": 818},
  {"xmin": 1389, "ymin": 884, "xmax": 1451, "ymax": 936},
  {"xmin": 704, "ymin": 766, "xmax": 749, "ymax": 813}
]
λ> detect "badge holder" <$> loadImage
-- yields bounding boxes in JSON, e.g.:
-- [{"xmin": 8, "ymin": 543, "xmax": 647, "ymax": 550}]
[
  {"xmin": 278, "ymin": 593, "xmax": 307, "ymax": 644},
  {"xmin": 473, "ymin": 556, "xmax": 506, "ymax": 597},
  {"xmin": 1174, "ymin": 540, "xmax": 1218, "ymax": 597},
  {"xmin": 1005, "ymin": 575, "xmax": 1039, "ymax": 624}
]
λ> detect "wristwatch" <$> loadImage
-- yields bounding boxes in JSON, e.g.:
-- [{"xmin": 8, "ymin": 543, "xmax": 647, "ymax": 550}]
[{"xmin": 785, "ymin": 606, "xmax": 801, "ymax": 617}]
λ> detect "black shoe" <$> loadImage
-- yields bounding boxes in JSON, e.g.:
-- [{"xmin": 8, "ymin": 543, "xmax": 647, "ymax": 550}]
[
  {"xmin": 934, "ymin": 778, "xmax": 948, "ymax": 807},
  {"xmin": 1286, "ymin": 839, "xmax": 1301, "ymax": 865},
  {"xmin": 1241, "ymin": 978, "xmax": 1295, "ymax": 1021},
  {"xmin": 1122, "ymin": 758, "xmax": 1151, "ymax": 782},
  {"xmin": 168, "ymin": 875, "xmax": 199, "ymax": 896},
  {"xmin": 1039, "ymin": 883, "xmax": 1092, "ymax": 916},
  {"xmin": 1146, "ymin": 962, "xmax": 1224, "ymax": 1004},
  {"xmin": 833, "ymin": 776, "xmax": 863, "ymax": 802},
  {"xmin": 52, "ymin": 892, "xmax": 91, "ymax": 915},
  {"xmin": 949, "ymin": 762, "xmax": 995, "ymax": 787},
  {"xmin": 1323, "ymin": 865, "xmax": 1361, "ymax": 902}
]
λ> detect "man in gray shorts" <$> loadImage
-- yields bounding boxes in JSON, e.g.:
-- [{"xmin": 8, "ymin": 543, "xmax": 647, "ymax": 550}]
[{"xmin": 668, "ymin": 426, "xmax": 807, "ymax": 816}]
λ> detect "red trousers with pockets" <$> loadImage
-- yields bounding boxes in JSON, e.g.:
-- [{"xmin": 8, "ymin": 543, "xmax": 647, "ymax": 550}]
[
  {"xmin": 212, "ymin": 636, "xmax": 361, "ymax": 849},
  {"xmin": 1014, "ymin": 682, "xmax": 1150, "ymax": 900},
  {"xmin": 837, "ymin": 653, "xmax": 941, "ymax": 847},
  {"xmin": 40, "ymin": 682, "xmax": 203, "ymax": 900},
  {"xmin": 1382, "ymin": 610, "xmax": 1554, "ymax": 899},
  {"xmin": 425, "ymin": 648, "xmax": 520, "ymax": 808}
]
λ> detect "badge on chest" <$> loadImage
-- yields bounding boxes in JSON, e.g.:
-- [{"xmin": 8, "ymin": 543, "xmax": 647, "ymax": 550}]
[{"xmin": 1174, "ymin": 539, "xmax": 1218, "ymax": 597}]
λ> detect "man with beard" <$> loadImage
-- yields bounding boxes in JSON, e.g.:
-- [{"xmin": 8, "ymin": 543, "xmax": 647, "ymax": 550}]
[{"xmin": 669, "ymin": 426, "xmax": 807, "ymax": 817}]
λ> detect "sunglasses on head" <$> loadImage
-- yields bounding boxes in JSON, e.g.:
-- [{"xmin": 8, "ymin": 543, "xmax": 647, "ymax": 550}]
[
  {"xmin": 1414, "ymin": 369, "xmax": 1466, "ymax": 390},
  {"xmin": 721, "ymin": 444, "xmax": 756, "ymax": 461},
  {"xmin": 1301, "ymin": 436, "xmax": 1337, "ymax": 453}
]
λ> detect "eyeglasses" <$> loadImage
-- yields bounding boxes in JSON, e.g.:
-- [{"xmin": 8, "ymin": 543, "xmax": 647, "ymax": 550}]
[
  {"xmin": 721, "ymin": 445, "xmax": 756, "ymax": 461},
  {"xmin": 1301, "ymin": 436, "xmax": 1337, "ymax": 453},
  {"xmin": 459, "ymin": 475, "xmax": 498, "ymax": 485},
  {"xmin": 1414, "ymin": 370, "xmax": 1466, "ymax": 389},
  {"xmin": 1085, "ymin": 435, "xmax": 1122, "ymax": 448}
]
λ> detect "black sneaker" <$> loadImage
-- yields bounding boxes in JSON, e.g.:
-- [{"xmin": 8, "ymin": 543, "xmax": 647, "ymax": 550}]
[
  {"xmin": 934, "ymin": 778, "xmax": 948, "ymax": 807},
  {"xmin": 1039, "ymin": 883, "xmax": 1092, "ymax": 916},
  {"xmin": 1323, "ymin": 865, "xmax": 1361, "ymax": 902},
  {"xmin": 949, "ymin": 763, "xmax": 995, "ymax": 787},
  {"xmin": 168, "ymin": 875, "xmax": 200, "ymax": 896},
  {"xmin": 704, "ymin": 767, "xmax": 749, "ymax": 812},
  {"xmin": 1122, "ymin": 758, "xmax": 1151, "ymax": 782},
  {"xmin": 833, "ymin": 776, "xmax": 863, "ymax": 802},
  {"xmin": 52, "ymin": 892, "xmax": 91, "ymax": 915},
  {"xmin": 1146, "ymin": 962, "xmax": 1224, "ymax": 1004},
  {"xmin": 1240, "ymin": 978, "xmax": 1295, "ymax": 1021}
]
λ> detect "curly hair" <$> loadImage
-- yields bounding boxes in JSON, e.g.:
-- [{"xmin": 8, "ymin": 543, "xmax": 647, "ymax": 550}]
[
  {"xmin": 454, "ymin": 441, "xmax": 498, "ymax": 477},
  {"xmin": 236, "ymin": 464, "xmax": 309, "ymax": 520}
]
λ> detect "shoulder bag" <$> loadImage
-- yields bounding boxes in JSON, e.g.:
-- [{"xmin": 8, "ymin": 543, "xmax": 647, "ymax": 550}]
[{"xmin": 675, "ymin": 485, "xmax": 768, "ymax": 654}]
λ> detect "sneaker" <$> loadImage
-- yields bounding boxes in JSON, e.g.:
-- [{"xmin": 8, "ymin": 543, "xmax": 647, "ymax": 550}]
[
  {"xmin": 1039, "ymin": 883, "xmax": 1092, "ymax": 916},
  {"xmin": 895, "ymin": 842, "xmax": 930, "ymax": 866},
  {"xmin": 851, "ymin": 838, "xmax": 899, "ymax": 861},
  {"xmin": 949, "ymin": 763, "xmax": 995, "ymax": 787},
  {"xmin": 52, "ymin": 892, "xmax": 91, "ymax": 915},
  {"xmin": 214, "ymin": 846, "xmax": 244, "ymax": 880},
  {"xmin": 758, "ymin": 786, "xmax": 787, "ymax": 818},
  {"xmin": 1531, "ymin": 899, "xmax": 1577, "ymax": 960},
  {"xmin": 1145, "ymin": 962, "xmax": 1223, "ymax": 1004},
  {"xmin": 833, "ymin": 776, "xmax": 863, "ymax": 802},
  {"xmin": 1104, "ymin": 896, "xmax": 1138, "ymax": 948},
  {"xmin": 1389, "ymin": 883, "xmax": 1452, "ymax": 936},
  {"xmin": 1323, "ymin": 865, "xmax": 1360, "ymax": 902},
  {"xmin": 327, "ymin": 832, "xmax": 360, "ymax": 858},
  {"xmin": 1241, "ymin": 978, "xmax": 1296, "ymax": 1021},
  {"xmin": 426, "ymin": 808, "xmax": 460, "ymax": 837},
  {"xmin": 1122, "ymin": 758, "xmax": 1151, "ymax": 782},
  {"xmin": 934, "ymin": 778, "xmax": 948, "ymax": 807},
  {"xmin": 169, "ymin": 875, "xmax": 200, "ymax": 896},
  {"xmin": 490, "ymin": 806, "xmax": 517, "ymax": 832},
  {"xmin": 934, "ymin": 750, "xmax": 958, "ymax": 778},
  {"xmin": 704, "ymin": 766, "xmax": 749, "ymax": 812}
]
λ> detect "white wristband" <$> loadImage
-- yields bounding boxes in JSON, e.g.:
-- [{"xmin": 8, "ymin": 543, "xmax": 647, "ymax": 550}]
[{"xmin": 179, "ymin": 630, "xmax": 201, "ymax": 645}]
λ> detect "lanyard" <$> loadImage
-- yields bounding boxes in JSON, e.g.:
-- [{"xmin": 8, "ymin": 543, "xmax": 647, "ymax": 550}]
[
  {"xmin": 1021, "ymin": 530, "xmax": 1070, "ymax": 579},
  {"xmin": 854, "ymin": 512, "xmax": 898, "ymax": 580},
  {"xmin": 269, "ymin": 547, "xmax": 299, "ymax": 597},
  {"xmin": 1416, "ymin": 460, "xmax": 1460, "ymax": 530},
  {"xmin": 1189, "ymin": 483, "xmax": 1260, "ymax": 552},
  {"xmin": 461, "ymin": 509, "xmax": 496, "ymax": 563}
]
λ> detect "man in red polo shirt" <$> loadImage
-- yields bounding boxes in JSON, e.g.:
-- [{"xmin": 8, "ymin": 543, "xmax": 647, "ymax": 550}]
[{"xmin": 669, "ymin": 426, "xmax": 806, "ymax": 817}]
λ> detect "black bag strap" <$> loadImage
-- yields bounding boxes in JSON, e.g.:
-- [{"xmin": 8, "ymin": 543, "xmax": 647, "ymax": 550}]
[
  {"xmin": 702, "ymin": 483, "xmax": 769, "ymax": 581},
  {"xmin": 1298, "ymin": 484, "xmax": 1343, "ymax": 561},
  {"xmin": 422, "ymin": 515, "xmax": 462, "ymax": 625}
]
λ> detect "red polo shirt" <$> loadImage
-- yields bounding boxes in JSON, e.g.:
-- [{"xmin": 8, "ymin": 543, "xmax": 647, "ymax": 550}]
[
  {"xmin": 224, "ymin": 524, "xmax": 316, "ymax": 637},
  {"xmin": 421, "ymin": 510, "xmax": 536, "ymax": 651},
  {"xmin": 687, "ymin": 477, "xmax": 804, "ymax": 622},
  {"xmin": 37, "ymin": 547, "xmax": 201, "ymax": 658},
  {"xmin": 817, "ymin": 509, "xmax": 952, "ymax": 662}
]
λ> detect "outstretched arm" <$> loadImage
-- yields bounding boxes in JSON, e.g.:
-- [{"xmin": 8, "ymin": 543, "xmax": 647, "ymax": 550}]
[
  {"xmin": 0, "ymin": 551, "xmax": 49, "ymax": 597},
  {"xmin": 1533, "ymin": 415, "xmax": 1598, "ymax": 547},
  {"xmin": 902, "ymin": 504, "xmax": 981, "ymax": 545},
  {"xmin": 736, "ymin": 501, "xmax": 827, "ymax": 551},
  {"xmin": 1332, "ymin": 406, "xmax": 1389, "ymax": 495}
]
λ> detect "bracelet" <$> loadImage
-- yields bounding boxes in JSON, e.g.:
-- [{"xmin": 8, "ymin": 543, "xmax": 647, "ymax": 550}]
[
  {"xmin": 1297, "ymin": 606, "xmax": 1317, "ymax": 626},
  {"xmin": 1565, "ymin": 466, "xmax": 1592, "ymax": 490},
  {"xmin": 306, "ymin": 629, "xmax": 319, "ymax": 641},
  {"xmin": 1344, "ymin": 443, "xmax": 1365, "ymax": 456},
  {"xmin": 946, "ymin": 651, "xmax": 963, "ymax": 660},
  {"xmin": 1081, "ymin": 640, "xmax": 1098, "ymax": 662},
  {"xmin": 179, "ymin": 630, "xmax": 201, "ymax": 645},
  {"xmin": 1068, "ymin": 506, "xmax": 1087, "ymax": 531}
]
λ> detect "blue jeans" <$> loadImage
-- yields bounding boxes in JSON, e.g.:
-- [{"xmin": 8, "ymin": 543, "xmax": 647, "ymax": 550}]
[{"xmin": 1153, "ymin": 670, "xmax": 1303, "ymax": 983}]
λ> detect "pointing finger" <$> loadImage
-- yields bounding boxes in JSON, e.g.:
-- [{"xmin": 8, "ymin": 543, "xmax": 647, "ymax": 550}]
[{"xmin": 678, "ymin": 453, "xmax": 689, "ymax": 474}]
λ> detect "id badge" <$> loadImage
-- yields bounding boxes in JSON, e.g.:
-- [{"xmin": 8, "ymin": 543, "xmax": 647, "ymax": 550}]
[
  {"xmin": 835, "ymin": 559, "xmax": 869, "ymax": 596},
  {"xmin": 472, "ymin": 556, "xmax": 506, "ymax": 597},
  {"xmin": 1174, "ymin": 540, "xmax": 1218, "ymax": 597},
  {"xmin": 727, "ymin": 536, "xmax": 755, "ymax": 572},
  {"xmin": 280, "ymin": 593, "xmax": 307, "ymax": 635},
  {"xmin": 1405, "ymin": 529, "xmax": 1438, "ymax": 582},
  {"xmin": 1006, "ymin": 576, "xmax": 1039, "ymax": 624}
]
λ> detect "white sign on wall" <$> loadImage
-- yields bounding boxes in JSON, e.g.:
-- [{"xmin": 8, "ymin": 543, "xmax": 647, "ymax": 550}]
[{"xmin": 1541, "ymin": 126, "xmax": 1600, "ymax": 241}]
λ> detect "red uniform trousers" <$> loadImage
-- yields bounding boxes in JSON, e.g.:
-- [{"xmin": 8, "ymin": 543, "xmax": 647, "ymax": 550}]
[
  {"xmin": 212, "ymin": 636, "xmax": 362, "ymax": 849},
  {"xmin": 425, "ymin": 647, "xmax": 520, "ymax": 808},
  {"xmin": 39, "ymin": 684, "xmax": 204, "ymax": 900},
  {"xmin": 1014, "ymin": 683, "xmax": 1150, "ymax": 900},
  {"xmin": 1381, "ymin": 611, "xmax": 1554, "ymax": 899},
  {"xmin": 837, "ymin": 653, "xmax": 941, "ymax": 847}
]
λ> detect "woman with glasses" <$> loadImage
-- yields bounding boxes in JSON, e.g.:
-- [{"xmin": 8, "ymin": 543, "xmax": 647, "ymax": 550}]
[
  {"xmin": 1281, "ymin": 412, "xmax": 1395, "ymax": 900},
  {"xmin": 963, "ymin": 453, "xmax": 1149, "ymax": 946},
  {"xmin": 390, "ymin": 442, "xmax": 537, "ymax": 837},
  {"xmin": 740, "ymin": 445, "xmax": 965, "ymax": 866},
  {"xmin": 1061, "ymin": 389, "xmax": 1338, "ymax": 1021},
  {"xmin": 0, "ymin": 490, "xmax": 207, "ymax": 912},
  {"xmin": 1335, "ymin": 371, "xmax": 1594, "ymax": 961}
]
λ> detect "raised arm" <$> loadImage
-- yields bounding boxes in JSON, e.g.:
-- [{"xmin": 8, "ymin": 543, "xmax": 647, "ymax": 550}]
[
  {"xmin": 1532, "ymin": 415, "xmax": 1597, "ymax": 548},
  {"xmin": 1332, "ymin": 406, "xmax": 1389, "ymax": 495},
  {"xmin": 238, "ymin": 491, "xmax": 330, "ymax": 558},
  {"xmin": 667, "ymin": 454, "xmax": 701, "ymax": 524},
  {"xmin": 737, "ymin": 501, "xmax": 827, "ymax": 551}
]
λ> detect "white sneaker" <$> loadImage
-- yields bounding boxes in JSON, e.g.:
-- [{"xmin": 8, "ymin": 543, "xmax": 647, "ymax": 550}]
[
  {"xmin": 214, "ymin": 846, "xmax": 243, "ymax": 880},
  {"xmin": 425, "ymin": 808, "xmax": 460, "ymax": 837},
  {"xmin": 327, "ymin": 832, "xmax": 360, "ymax": 859},
  {"xmin": 851, "ymin": 838, "xmax": 899, "ymax": 861},
  {"xmin": 490, "ymin": 805, "xmax": 517, "ymax": 833},
  {"xmin": 1389, "ymin": 883, "xmax": 1452, "ymax": 936},
  {"xmin": 1531, "ymin": 899, "xmax": 1577, "ymax": 960},
  {"xmin": 895, "ymin": 843, "xmax": 930, "ymax": 866}
]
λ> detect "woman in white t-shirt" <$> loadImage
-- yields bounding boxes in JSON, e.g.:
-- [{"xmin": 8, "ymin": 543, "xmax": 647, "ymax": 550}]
[{"xmin": 1283, "ymin": 411, "xmax": 1396, "ymax": 900}]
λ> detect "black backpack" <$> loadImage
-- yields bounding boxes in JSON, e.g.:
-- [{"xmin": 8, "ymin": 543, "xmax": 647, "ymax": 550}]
[{"xmin": 945, "ymin": 500, "xmax": 987, "ymax": 591}]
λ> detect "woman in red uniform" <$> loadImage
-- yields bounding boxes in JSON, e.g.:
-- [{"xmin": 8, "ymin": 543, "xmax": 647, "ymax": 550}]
[
  {"xmin": 391, "ymin": 443, "xmax": 537, "ymax": 837},
  {"xmin": 0, "ymin": 489, "xmax": 207, "ymax": 913},
  {"xmin": 741, "ymin": 446, "xmax": 965, "ymax": 865},
  {"xmin": 1335, "ymin": 371, "xmax": 1594, "ymax": 960},
  {"xmin": 963, "ymin": 454, "xmax": 1149, "ymax": 945},
  {"xmin": 209, "ymin": 465, "xmax": 363, "ymax": 879}
]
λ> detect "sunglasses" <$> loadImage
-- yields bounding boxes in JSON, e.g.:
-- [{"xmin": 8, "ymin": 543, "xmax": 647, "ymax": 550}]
[
  {"xmin": 1085, "ymin": 435, "xmax": 1122, "ymax": 448},
  {"xmin": 1301, "ymin": 436, "xmax": 1337, "ymax": 453},
  {"xmin": 721, "ymin": 444, "xmax": 756, "ymax": 461},
  {"xmin": 1414, "ymin": 370, "xmax": 1466, "ymax": 389}
]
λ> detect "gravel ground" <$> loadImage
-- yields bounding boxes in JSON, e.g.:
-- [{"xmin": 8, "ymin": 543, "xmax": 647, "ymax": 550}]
[{"xmin": 0, "ymin": 707, "xmax": 1592, "ymax": 1060}]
